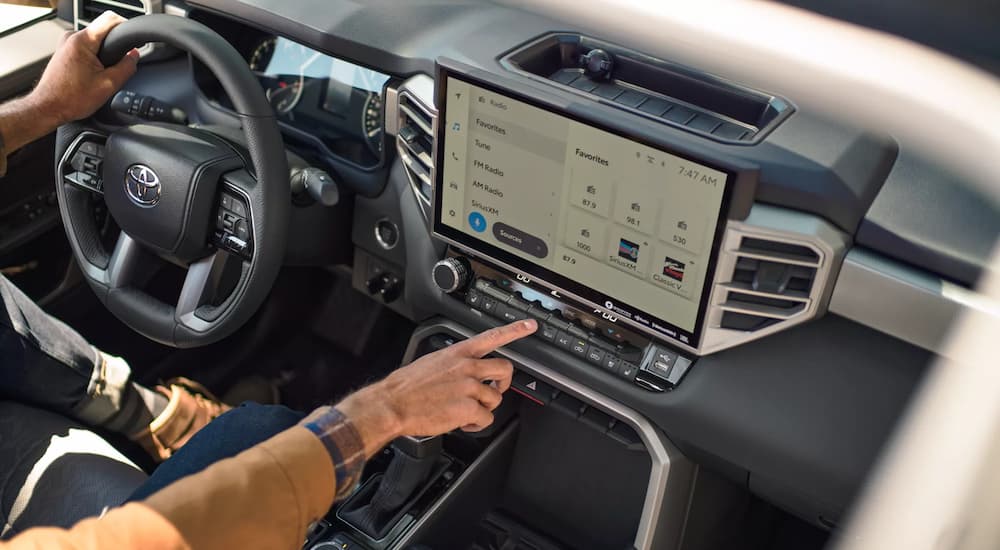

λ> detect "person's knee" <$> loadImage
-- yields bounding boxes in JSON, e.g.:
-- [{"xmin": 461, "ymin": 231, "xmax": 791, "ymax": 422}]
[{"xmin": 212, "ymin": 402, "xmax": 304, "ymax": 435}]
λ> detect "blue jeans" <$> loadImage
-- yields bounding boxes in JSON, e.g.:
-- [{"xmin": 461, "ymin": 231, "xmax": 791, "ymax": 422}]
[
  {"xmin": 0, "ymin": 274, "xmax": 134, "ymax": 429},
  {"xmin": 128, "ymin": 402, "xmax": 305, "ymax": 501}
]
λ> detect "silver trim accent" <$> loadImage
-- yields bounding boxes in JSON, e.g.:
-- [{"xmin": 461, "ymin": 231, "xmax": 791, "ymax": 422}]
[
  {"xmin": 175, "ymin": 181, "xmax": 258, "ymax": 333},
  {"xmin": 700, "ymin": 204, "xmax": 849, "ymax": 354},
  {"xmin": 395, "ymin": 75, "xmax": 437, "ymax": 218},
  {"xmin": 176, "ymin": 251, "xmax": 227, "ymax": 324},
  {"xmin": 162, "ymin": 3, "xmax": 186, "ymax": 17},
  {"xmin": 431, "ymin": 258, "xmax": 464, "ymax": 293},
  {"xmin": 830, "ymin": 248, "xmax": 1000, "ymax": 356},
  {"xmin": 397, "ymin": 320, "xmax": 696, "ymax": 550},
  {"xmin": 382, "ymin": 85, "xmax": 400, "ymax": 136},
  {"xmin": 373, "ymin": 217, "xmax": 399, "ymax": 250}
]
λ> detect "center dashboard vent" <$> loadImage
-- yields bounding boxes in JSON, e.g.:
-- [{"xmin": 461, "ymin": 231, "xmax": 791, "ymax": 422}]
[
  {"xmin": 395, "ymin": 88, "xmax": 437, "ymax": 216},
  {"xmin": 75, "ymin": 0, "xmax": 159, "ymax": 29},
  {"xmin": 700, "ymin": 205, "xmax": 849, "ymax": 355}
]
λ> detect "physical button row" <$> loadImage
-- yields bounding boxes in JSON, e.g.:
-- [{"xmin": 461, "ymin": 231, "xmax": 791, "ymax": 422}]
[{"xmin": 466, "ymin": 278, "xmax": 646, "ymax": 386}]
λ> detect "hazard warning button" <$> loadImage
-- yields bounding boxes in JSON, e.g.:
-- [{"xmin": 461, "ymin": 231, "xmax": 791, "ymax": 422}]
[{"xmin": 510, "ymin": 371, "xmax": 554, "ymax": 405}]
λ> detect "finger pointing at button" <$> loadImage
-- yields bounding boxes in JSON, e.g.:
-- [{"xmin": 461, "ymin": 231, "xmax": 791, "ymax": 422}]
[
  {"xmin": 451, "ymin": 319, "xmax": 538, "ymax": 358},
  {"xmin": 335, "ymin": 320, "xmax": 538, "ymax": 454}
]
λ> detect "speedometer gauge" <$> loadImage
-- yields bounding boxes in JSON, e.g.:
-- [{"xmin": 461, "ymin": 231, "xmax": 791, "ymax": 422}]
[
  {"xmin": 362, "ymin": 92, "xmax": 384, "ymax": 155},
  {"xmin": 248, "ymin": 37, "xmax": 306, "ymax": 115}
]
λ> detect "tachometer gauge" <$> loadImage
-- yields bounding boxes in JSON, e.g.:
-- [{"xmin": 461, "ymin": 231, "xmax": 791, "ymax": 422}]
[
  {"xmin": 248, "ymin": 37, "xmax": 276, "ymax": 73},
  {"xmin": 362, "ymin": 92, "xmax": 384, "ymax": 155}
]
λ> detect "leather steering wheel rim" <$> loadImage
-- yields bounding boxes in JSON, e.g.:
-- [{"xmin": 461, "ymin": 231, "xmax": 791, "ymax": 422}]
[{"xmin": 53, "ymin": 15, "xmax": 289, "ymax": 348}]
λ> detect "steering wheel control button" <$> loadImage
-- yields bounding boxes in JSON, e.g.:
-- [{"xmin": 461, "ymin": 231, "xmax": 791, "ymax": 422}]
[
  {"xmin": 230, "ymin": 199, "xmax": 248, "ymax": 218},
  {"xmin": 212, "ymin": 191, "xmax": 253, "ymax": 259},
  {"xmin": 234, "ymin": 220, "xmax": 250, "ymax": 241},
  {"xmin": 62, "ymin": 137, "xmax": 107, "ymax": 194}
]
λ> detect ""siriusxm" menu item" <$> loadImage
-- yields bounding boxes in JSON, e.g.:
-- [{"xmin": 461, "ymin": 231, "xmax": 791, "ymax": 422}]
[{"xmin": 438, "ymin": 76, "xmax": 728, "ymax": 336}]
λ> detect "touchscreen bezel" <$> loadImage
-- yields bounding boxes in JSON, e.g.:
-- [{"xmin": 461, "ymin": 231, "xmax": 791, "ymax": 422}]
[{"xmin": 432, "ymin": 64, "xmax": 742, "ymax": 350}]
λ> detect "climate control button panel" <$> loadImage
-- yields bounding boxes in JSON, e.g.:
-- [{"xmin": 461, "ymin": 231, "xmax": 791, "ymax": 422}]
[{"xmin": 454, "ymin": 257, "xmax": 695, "ymax": 392}]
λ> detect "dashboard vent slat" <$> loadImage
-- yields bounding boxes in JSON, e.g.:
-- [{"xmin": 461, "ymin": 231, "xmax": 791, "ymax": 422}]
[
  {"xmin": 76, "ymin": 0, "xmax": 158, "ymax": 32},
  {"xmin": 396, "ymin": 90, "xmax": 437, "ymax": 213},
  {"xmin": 711, "ymin": 229, "xmax": 829, "ymax": 337}
]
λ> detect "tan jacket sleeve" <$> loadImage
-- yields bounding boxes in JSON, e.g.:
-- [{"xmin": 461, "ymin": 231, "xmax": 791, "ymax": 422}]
[
  {"xmin": 0, "ymin": 426, "xmax": 337, "ymax": 550},
  {"xmin": 0, "ymin": 503, "xmax": 189, "ymax": 550}
]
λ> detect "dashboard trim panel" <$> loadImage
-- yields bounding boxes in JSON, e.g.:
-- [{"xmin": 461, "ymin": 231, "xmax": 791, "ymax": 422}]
[
  {"xmin": 830, "ymin": 247, "xmax": 1000, "ymax": 356},
  {"xmin": 701, "ymin": 204, "xmax": 850, "ymax": 354}
]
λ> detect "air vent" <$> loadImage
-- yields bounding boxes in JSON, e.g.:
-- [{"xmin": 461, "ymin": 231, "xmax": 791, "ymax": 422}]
[
  {"xmin": 719, "ymin": 240, "xmax": 819, "ymax": 327},
  {"xmin": 75, "ymin": 0, "xmax": 157, "ymax": 29},
  {"xmin": 700, "ymin": 205, "xmax": 850, "ymax": 355},
  {"xmin": 396, "ymin": 91, "xmax": 437, "ymax": 216}
]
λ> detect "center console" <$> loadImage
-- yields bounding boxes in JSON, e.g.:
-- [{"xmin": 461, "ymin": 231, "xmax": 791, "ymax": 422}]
[{"xmin": 305, "ymin": 322, "xmax": 694, "ymax": 550}]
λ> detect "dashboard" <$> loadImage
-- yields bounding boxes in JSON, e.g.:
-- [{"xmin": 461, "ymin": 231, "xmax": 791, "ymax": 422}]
[{"xmin": 98, "ymin": 0, "xmax": 997, "ymax": 539}]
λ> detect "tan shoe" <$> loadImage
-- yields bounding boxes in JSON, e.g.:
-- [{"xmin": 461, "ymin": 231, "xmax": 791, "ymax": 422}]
[{"xmin": 130, "ymin": 377, "xmax": 232, "ymax": 462}]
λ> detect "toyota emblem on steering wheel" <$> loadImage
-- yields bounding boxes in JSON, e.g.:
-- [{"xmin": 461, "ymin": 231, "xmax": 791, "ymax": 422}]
[{"xmin": 125, "ymin": 164, "xmax": 161, "ymax": 207}]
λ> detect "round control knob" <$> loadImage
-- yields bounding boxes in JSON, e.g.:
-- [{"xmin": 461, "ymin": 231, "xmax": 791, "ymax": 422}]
[{"xmin": 432, "ymin": 258, "xmax": 470, "ymax": 293}]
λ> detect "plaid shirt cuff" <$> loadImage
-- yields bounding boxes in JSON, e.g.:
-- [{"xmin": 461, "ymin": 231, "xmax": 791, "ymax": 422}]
[{"xmin": 302, "ymin": 407, "xmax": 366, "ymax": 502}]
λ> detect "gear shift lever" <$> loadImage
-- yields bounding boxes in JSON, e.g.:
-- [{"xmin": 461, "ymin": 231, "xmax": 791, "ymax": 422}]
[{"xmin": 340, "ymin": 436, "xmax": 443, "ymax": 539}]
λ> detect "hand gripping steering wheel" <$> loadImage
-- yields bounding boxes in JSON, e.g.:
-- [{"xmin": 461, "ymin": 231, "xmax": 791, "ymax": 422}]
[{"xmin": 53, "ymin": 15, "xmax": 290, "ymax": 348}]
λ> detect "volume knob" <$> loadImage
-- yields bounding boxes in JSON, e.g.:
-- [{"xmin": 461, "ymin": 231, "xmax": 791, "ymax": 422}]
[{"xmin": 432, "ymin": 257, "xmax": 470, "ymax": 293}]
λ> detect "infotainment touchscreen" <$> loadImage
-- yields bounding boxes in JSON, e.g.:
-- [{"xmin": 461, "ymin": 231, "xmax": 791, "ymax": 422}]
[{"xmin": 434, "ymin": 73, "xmax": 733, "ymax": 346}]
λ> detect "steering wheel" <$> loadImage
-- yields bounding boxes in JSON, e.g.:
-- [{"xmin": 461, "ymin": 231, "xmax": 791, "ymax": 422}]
[{"xmin": 53, "ymin": 15, "xmax": 290, "ymax": 348}]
